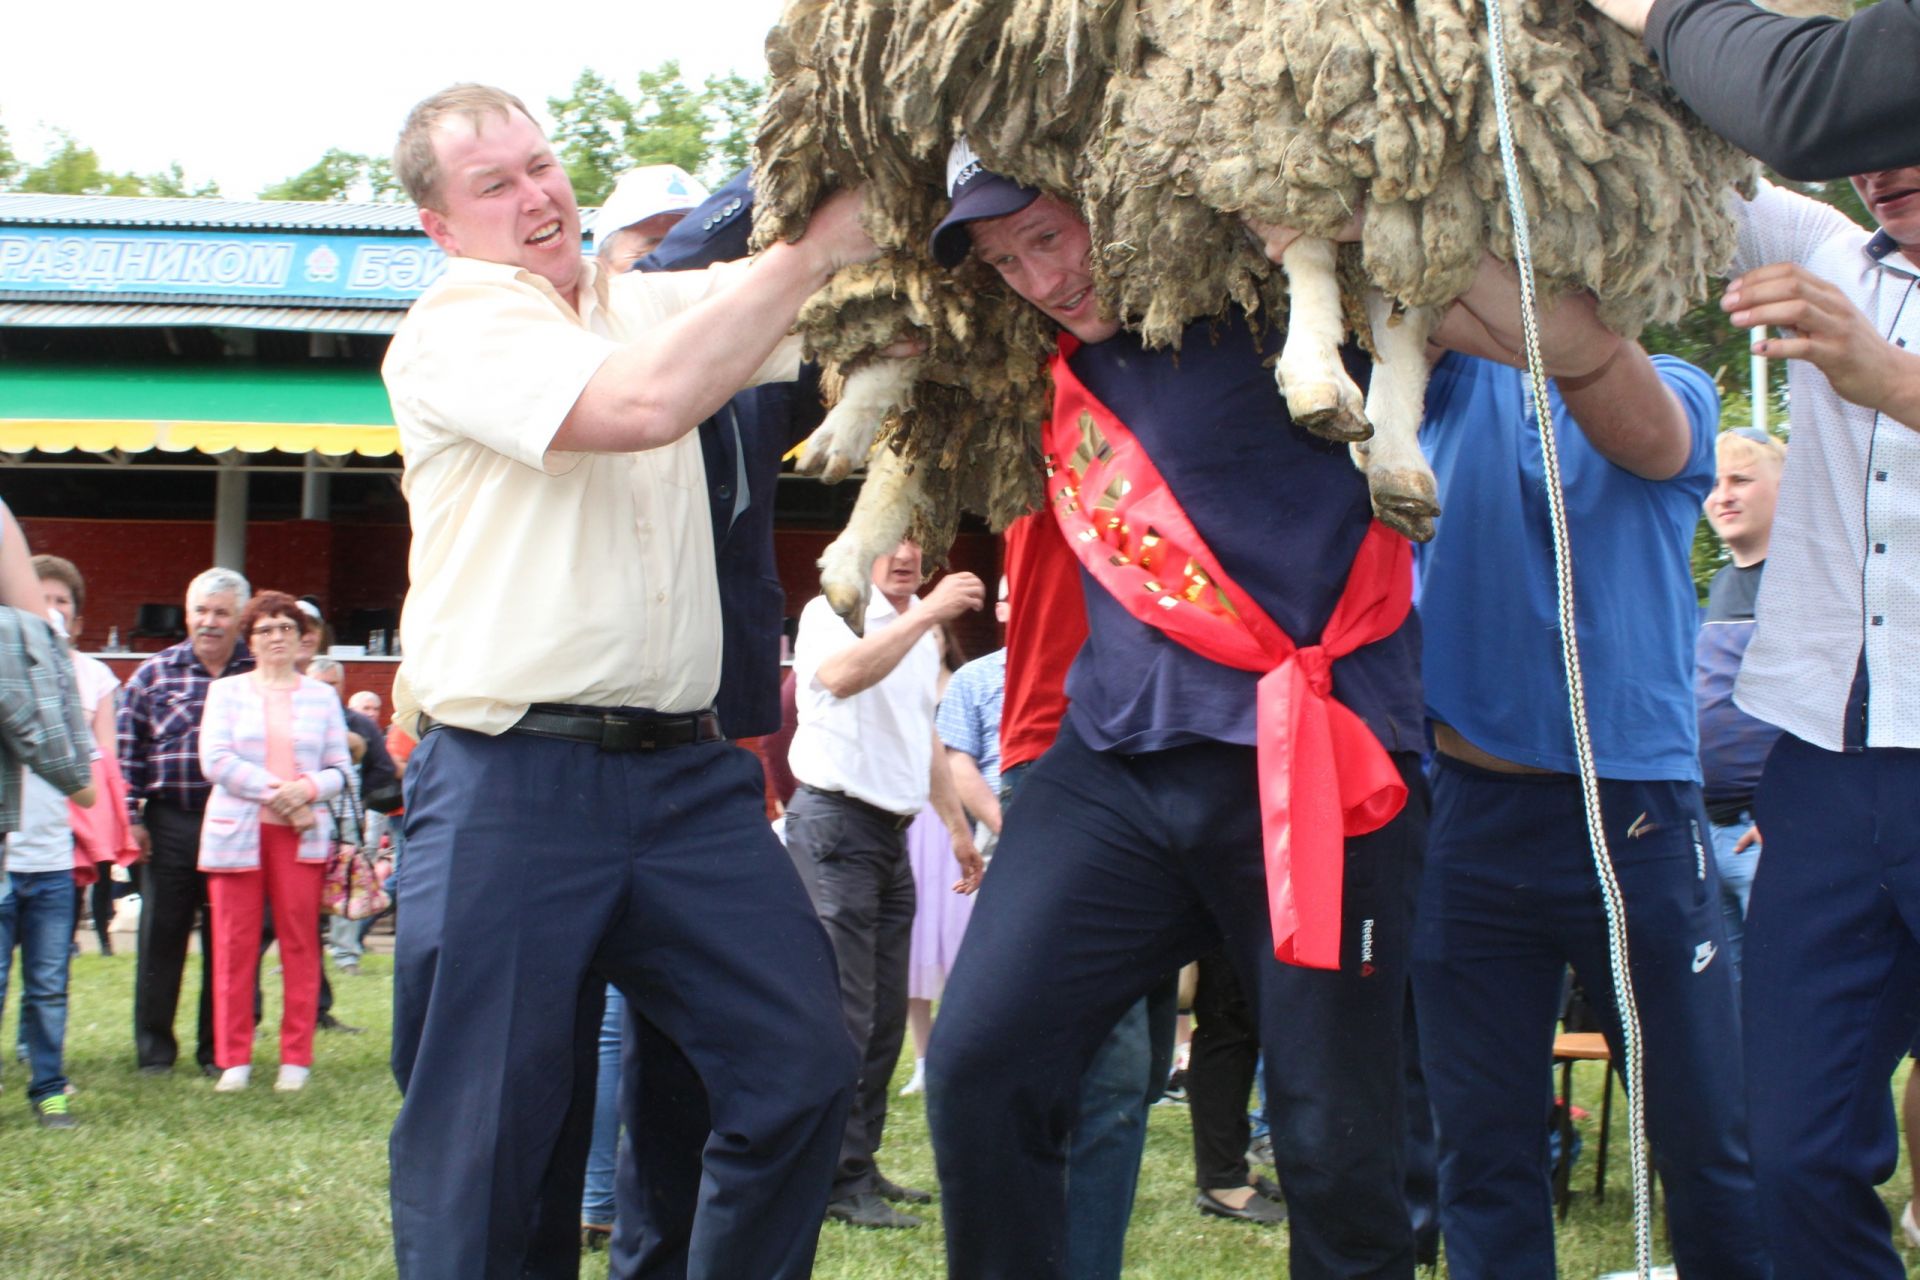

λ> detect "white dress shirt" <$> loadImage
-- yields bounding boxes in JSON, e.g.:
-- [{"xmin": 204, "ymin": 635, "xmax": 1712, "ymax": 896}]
[
  {"xmin": 788, "ymin": 591, "xmax": 939, "ymax": 817},
  {"xmin": 382, "ymin": 255, "xmax": 799, "ymax": 735},
  {"xmin": 1728, "ymin": 183, "xmax": 1920, "ymax": 751}
]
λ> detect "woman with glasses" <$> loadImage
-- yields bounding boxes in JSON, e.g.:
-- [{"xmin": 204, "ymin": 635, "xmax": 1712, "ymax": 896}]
[{"xmin": 197, "ymin": 590, "xmax": 352, "ymax": 1093}]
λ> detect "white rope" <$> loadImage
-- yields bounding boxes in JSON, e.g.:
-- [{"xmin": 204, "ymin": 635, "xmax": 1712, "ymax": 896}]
[{"xmin": 1478, "ymin": 0, "xmax": 1654, "ymax": 1273}]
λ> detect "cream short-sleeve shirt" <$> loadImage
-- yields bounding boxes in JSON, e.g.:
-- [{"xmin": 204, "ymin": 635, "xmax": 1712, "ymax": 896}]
[{"xmin": 384, "ymin": 254, "xmax": 800, "ymax": 734}]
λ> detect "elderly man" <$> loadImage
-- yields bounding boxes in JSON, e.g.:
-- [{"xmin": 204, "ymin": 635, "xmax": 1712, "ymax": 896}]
[
  {"xmin": 119, "ymin": 567, "xmax": 253, "ymax": 1076},
  {"xmin": 347, "ymin": 690, "xmax": 382, "ymax": 721},
  {"xmin": 786, "ymin": 539, "xmax": 983, "ymax": 1229},
  {"xmin": 381, "ymin": 84, "xmax": 879, "ymax": 1280},
  {"xmin": 593, "ymin": 164, "xmax": 709, "ymax": 273},
  {"xmin": 1711, "ymin": 170, "xmax": 1920, "ymax": 1279},
  {"xmin": 921, "ymin": 149, "xmax": 1427, "ymax": 1279}
]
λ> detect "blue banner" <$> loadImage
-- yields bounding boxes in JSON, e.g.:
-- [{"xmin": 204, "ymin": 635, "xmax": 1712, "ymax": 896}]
[{"xmin": 0, "ymin": 227, "xmax": 452, "ymax": 301}]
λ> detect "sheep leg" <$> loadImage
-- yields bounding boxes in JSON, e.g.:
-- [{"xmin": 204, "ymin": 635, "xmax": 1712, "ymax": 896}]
[
  {"xmin": 796, "ymin": 358, "xmax": 922, "ymax": 484},
  {"xmin": 1353, "ymin": 292, "xmax": 1442, "ymax": 543},
  {"xmin": 817, "ymin": 446, "xmax": 924, "ymax": 635},
  {"xmin": 1275, "ymin": 237, "xmax": 1371, "ymax": 443}
]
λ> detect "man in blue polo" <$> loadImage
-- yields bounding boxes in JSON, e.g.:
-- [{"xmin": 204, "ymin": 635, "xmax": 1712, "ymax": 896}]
[
  {"xmin": 1409, "ymin": 277, "xmax": 1766, "ymax": 1275},
  {"xmin": 923, "ymin": 145, "xmax": 1429, "ymax": 1279}
]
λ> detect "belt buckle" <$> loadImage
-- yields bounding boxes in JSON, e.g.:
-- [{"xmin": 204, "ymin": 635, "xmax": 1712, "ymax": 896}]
[{"xmin": 600, "ymin": 714, "xmax": 654, "ymax": 752}]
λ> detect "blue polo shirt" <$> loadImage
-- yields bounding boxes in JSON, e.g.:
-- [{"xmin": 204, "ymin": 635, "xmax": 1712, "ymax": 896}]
[
  {"xmin": 1417, "ymin": 352, "xmax": 1718, "ymax": 781},
  {"xmin": 1062, "ymin": 311, "xmax": 1425, "ymax": 755}
]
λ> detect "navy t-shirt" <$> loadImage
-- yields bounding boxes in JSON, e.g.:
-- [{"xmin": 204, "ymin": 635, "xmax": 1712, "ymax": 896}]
[{"xmin": 1062, "ymin": 311, "xmax": 1425, "ymax": 755}]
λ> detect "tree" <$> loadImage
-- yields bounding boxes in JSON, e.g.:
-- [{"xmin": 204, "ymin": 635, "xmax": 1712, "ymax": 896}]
[
  {"xmin": 0, "ymin": 119, "xmax": 18, "ymax": 189},
  {"xmin": 15, "ymin": 133, "xmax": 144, "ymax": 196},
  {"xmin": 549, "ymin": 62, "xmax": 769, "ymax": 206},
  {"xmin": 259, "ymin": 148, "xmax": 377, "ymax": 201},
  {"xmin": 144, "ymin": 162, "xmax": 220, "ymax": 199}
]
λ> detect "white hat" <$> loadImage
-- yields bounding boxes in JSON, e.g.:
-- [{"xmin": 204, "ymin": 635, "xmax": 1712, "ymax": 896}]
[{"xmin": 592, "ymin": 165, "xmax": 711, "ymax": 245}]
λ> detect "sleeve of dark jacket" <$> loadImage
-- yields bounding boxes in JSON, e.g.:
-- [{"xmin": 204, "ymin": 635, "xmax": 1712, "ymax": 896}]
[{"xmin": 1646, "ymin": 0, "xmax": 1920, "ymax": 181}]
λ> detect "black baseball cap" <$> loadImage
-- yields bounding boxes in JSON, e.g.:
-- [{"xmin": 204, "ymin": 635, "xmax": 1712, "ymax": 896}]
[{"xmin": 928, "ymin": 137, "xmax": 1041, "ymax": 268}]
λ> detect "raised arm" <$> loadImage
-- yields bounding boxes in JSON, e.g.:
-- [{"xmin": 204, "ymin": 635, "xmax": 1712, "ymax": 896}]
[
  {"xmin": 1430, "ymin": 256, "xmax": 1692, "ymax": 479},
  {"xmin": 551, "ymin": 190, "xmax": 878, "ymax": 453},
  {"xmin": 1600, "ymin": 0, "xmax": 1920, "ymax": 182},
  {"xmin": 814, "ymin": 573, "xmax": 985, "ymax": 698}
]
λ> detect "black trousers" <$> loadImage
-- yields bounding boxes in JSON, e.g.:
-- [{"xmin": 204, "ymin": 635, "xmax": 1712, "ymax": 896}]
[
  {"xmin": 927, "ymin": 720, "xmax": 1427, "ymax": 1280},
  {"xmin": 133, "ymin": 800, "xmax": 215, "ymax": 1071},
  {"xmin": 1189, "ymin": 950, "xmax": 1260, "ymax": 1190},
  {"xmin": 784, "ymin": 786, "xmax": 917, "ymax": 1201}
]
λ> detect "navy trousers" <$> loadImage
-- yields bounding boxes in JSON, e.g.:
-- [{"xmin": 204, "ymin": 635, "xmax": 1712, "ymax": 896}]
[
  {"xmin": 1745, "ymin": 734, "xmax": 1920, "ymax": 1279},
  {"xmin": 1410, "ymin": 756, "xmax": 1767, "ymax": 1279},
  {"xmin": 927, "ymin": 720, "xmax": 1426, "ymax": 1280},
  {"xmin": 388, "ymin": 726, "xmax": 856, "ymax": 1280}
]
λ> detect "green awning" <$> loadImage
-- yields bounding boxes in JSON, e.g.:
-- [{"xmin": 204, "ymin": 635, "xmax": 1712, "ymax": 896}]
[{"xmin": 0, "ymin": 362, "xmax": 399, "ymax": 456}]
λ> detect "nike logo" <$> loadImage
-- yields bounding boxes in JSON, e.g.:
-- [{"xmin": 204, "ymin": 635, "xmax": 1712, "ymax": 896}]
[
  {"xmin": 1692, "ymin": 941, "xmax": 1717, "ymax": 973},
  {"xmin": 1627, "ymin": 812, "xmax": 1657, "ymax": 840}
]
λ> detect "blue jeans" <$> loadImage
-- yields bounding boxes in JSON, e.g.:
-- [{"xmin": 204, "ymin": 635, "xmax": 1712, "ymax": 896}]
[
  {"xmin": 0, "ymin": 869, "xmax": 77, "ymax": 1104},
  {"xmin": 1710, "ymin": 811, "xmax": 1760, "ymax": 988},
  {"xmin": 583, "ymin": 985, "xmax": 624, "ymax": 1226}
]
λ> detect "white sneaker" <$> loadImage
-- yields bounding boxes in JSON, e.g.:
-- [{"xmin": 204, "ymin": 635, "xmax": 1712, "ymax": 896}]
[
  {"xmin": 898, "ymin": 1058, "xmax": 927, "ymax": 1097},
  {"xmin": 1902, "ymin": 1200, "xmax": 1920, "ymax": 1250},
  {"xmin": 275, "ymin": 1064, "xmax": 310, "ymax": 1093},
  {"xmin": 213, "ymin": 1066, "xmax": 251, "ymax": 1093}
]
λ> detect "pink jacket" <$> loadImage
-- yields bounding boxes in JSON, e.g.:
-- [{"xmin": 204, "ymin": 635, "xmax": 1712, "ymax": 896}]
[{"xmin": 197, "ymin": 673, "xmax": 351, "ymax": 871}]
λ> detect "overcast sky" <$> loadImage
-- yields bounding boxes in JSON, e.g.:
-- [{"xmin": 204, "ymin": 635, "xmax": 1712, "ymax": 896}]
[{"xmin": 0, "ymin": 0, "xmax": 781, "ymax": 201}]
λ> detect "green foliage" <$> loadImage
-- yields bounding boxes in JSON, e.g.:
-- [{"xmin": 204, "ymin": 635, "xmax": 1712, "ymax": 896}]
[
  {"xmin": 143, "ymin": 162, "xmax": 220, "ymax": 199},
  {"xmin": 15, "ymin": 132, "xmax": 145, "ymax": 196},
  {"xmin": 258, "ymin": 148, "xmax": 392, "ymax": 202},
  {"xmin": 549, "ymin": 61, "xmax": 767, "ymax": 207},
  {"xmin": 0, "ymin": 119, "xmax": 18, "ymax": 189}
]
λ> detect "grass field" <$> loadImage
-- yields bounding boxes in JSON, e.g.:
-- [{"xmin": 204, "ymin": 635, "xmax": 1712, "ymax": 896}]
[{"xmin": 2, "ymin": 949, "xmax": 1916, "ymax": 1278}]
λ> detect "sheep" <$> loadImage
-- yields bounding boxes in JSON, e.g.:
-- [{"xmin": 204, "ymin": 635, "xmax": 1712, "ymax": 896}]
[{"xmin": 754, "ymin": 0, "xmax": 1760, "ymax": 621}]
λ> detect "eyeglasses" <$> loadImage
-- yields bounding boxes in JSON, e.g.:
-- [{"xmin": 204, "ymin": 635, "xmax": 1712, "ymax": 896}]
[{"xmin": 250, "ymin": 622, "xmax": 300, "ymax": 638}]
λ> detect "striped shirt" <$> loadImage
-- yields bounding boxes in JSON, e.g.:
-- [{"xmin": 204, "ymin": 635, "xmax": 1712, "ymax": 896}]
[
  {"xmin": 118, "ymin": 638, "xmax": 254, "ymax": 823},
  {"xmin": 1728, "ymin": 183, "xmax": 1920, "ymax": 751},
  {"xmin": 937, "ymin": 648, "xmax": 1007, "ymax": 796}
]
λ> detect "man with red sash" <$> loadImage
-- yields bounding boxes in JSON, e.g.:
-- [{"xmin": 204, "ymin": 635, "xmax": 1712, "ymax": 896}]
[{"xmin": 921, "ymin": 144, "xmax": 1429, "ymax": 1279}]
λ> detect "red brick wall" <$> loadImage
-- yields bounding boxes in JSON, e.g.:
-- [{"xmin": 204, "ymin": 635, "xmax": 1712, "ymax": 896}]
[{"xmin": 18, "ymin": 516, "xmax": 409, "ymax": 648}]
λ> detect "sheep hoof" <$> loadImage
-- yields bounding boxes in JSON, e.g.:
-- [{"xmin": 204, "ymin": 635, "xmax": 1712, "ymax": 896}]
[
  {"xmin": 1284, "ymin": 380, "xmax": 1373, "ymax": 443},
  {"xmin": 825, "ymin": 580, "xmax": 871, "ymax": 636},
  {"xmin": 796, "ymin": 435, "xmax": 858, "ymax": 485},
  {"xmin": 1370, "ymin": 471, "xmax": 1441, "ymax": 544}
]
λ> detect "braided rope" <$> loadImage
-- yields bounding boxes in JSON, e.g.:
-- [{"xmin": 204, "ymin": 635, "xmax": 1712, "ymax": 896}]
[{"xmin": 1479, "ymin": 0, "xmax": 1654, "ymax": 1272}]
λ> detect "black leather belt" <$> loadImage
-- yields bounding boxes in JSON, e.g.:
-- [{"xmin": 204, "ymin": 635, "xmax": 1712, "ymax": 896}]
[
  {"xmin": 423, "ymin": 705, "xmax": 724, "ymax": 752},
  {"xmin": 799, "ymin": 783, "xmax": 916, "ymax": 831}
]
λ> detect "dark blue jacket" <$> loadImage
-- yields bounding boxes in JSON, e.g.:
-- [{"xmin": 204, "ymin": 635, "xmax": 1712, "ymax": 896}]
[{"xmin": 641, "ymin": 170, "xmax": 822, "ymax": 739}]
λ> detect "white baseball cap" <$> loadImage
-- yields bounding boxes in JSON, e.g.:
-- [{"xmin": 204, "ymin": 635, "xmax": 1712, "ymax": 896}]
[{"xmin": 592, "ymin": 165, "xmax": 711, "ymax": 245}]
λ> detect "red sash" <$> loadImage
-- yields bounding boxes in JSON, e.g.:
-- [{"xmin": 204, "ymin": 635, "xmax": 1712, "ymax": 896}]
[{"xmin": 1045, "ymin": 335, "xmax": 1413, "ymax": 970}]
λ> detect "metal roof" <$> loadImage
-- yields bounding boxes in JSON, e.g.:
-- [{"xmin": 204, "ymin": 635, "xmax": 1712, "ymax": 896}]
[
  {"xmin": 0, "ymin": 300, "xmax": 404, "ymax": 334},
  {"xmin": 0, "ymin": 193, "xmax": 425, "ymax": 233}
]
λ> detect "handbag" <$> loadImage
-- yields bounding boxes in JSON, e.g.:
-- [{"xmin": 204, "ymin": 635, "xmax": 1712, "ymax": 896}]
[{"xmin": 321, "ymin": 774, "xmax": 391, "ymax": 921}]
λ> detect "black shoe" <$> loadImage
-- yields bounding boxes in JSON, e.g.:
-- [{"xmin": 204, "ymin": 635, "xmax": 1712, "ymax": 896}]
[
  {"xmin": 874, "ymin": 1172, "xmax": 933, "ymax": 1205},
  {"xmin": 316, "ymin": 1013, "xmax": 363, "ymax": 1034},
  {"xmin": 826, "ymin": 1192, "xmax": 922, "ymax": 1229},
  {"xmin": 1195, "ymin": 1188, "xmax": 1289, "ymax": 1225},
  {"xmin": 1251, "ymin": 1173, "xmax": 1285, "ymax": 1204},
  {"xmin": 581, "ymin": 1224, "xmax": 612, "ymax": 1253},
  {"xmin": 138, "ymin": 1064, "xmax": 172, "ymax": 1077},
  {"xmin": 198, "ymin": 1062, "xmax": 221, "ymax": 1079}
]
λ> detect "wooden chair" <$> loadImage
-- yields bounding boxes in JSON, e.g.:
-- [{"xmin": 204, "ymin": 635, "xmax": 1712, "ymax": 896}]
[{"xmin": 1551, "ymin": 1030, "xmax": 1616, "ymax": 1220}]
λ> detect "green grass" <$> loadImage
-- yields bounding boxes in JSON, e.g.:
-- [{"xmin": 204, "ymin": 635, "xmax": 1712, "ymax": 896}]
[{"xmin": 3, "ymin": 952, "xmax": 1916, "ymax": 1277}]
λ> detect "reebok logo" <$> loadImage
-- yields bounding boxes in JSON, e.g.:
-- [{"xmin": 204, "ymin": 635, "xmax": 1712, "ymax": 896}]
[
  {"xmin": 1692, "ymin": 941, "xmax": 1717, "ymax": 973},
  {"xmin": 1627, "ymin": 812, "xmax": 1657, "ymax": 840},
  {"xmin": 1360, "ymin": 918, "xmax": 1376, "ymax": 977}
]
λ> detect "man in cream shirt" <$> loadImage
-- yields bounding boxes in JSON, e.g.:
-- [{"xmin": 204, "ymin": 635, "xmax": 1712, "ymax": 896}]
[
  {"xmin": 380, "ymin": 84, "xmax": 876, "ymax": 1280},
  {"xmin": 786, "ymin": 540, "xmax": 984, "ymax": 1230}
]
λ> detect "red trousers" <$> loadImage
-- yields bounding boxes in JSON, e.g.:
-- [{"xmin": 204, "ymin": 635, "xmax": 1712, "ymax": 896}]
[{"xmin": 206, "ymin": 823, "xmax": 324, "ymax": 1068}]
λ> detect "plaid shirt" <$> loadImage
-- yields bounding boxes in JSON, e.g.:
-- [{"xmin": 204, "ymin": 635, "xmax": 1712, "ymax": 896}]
[
  {"xmin": 0, "ymin": 607, "xmax": 94, "ymax": 835},
  {"xmin": 118, "ymin": 638, "xmax": 254, "ymax": 824}
]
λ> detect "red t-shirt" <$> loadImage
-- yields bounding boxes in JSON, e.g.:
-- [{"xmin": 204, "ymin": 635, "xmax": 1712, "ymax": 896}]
[{"xmin": 999, "ymin": 512, "xmax": 1088, "ymax": 771}]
